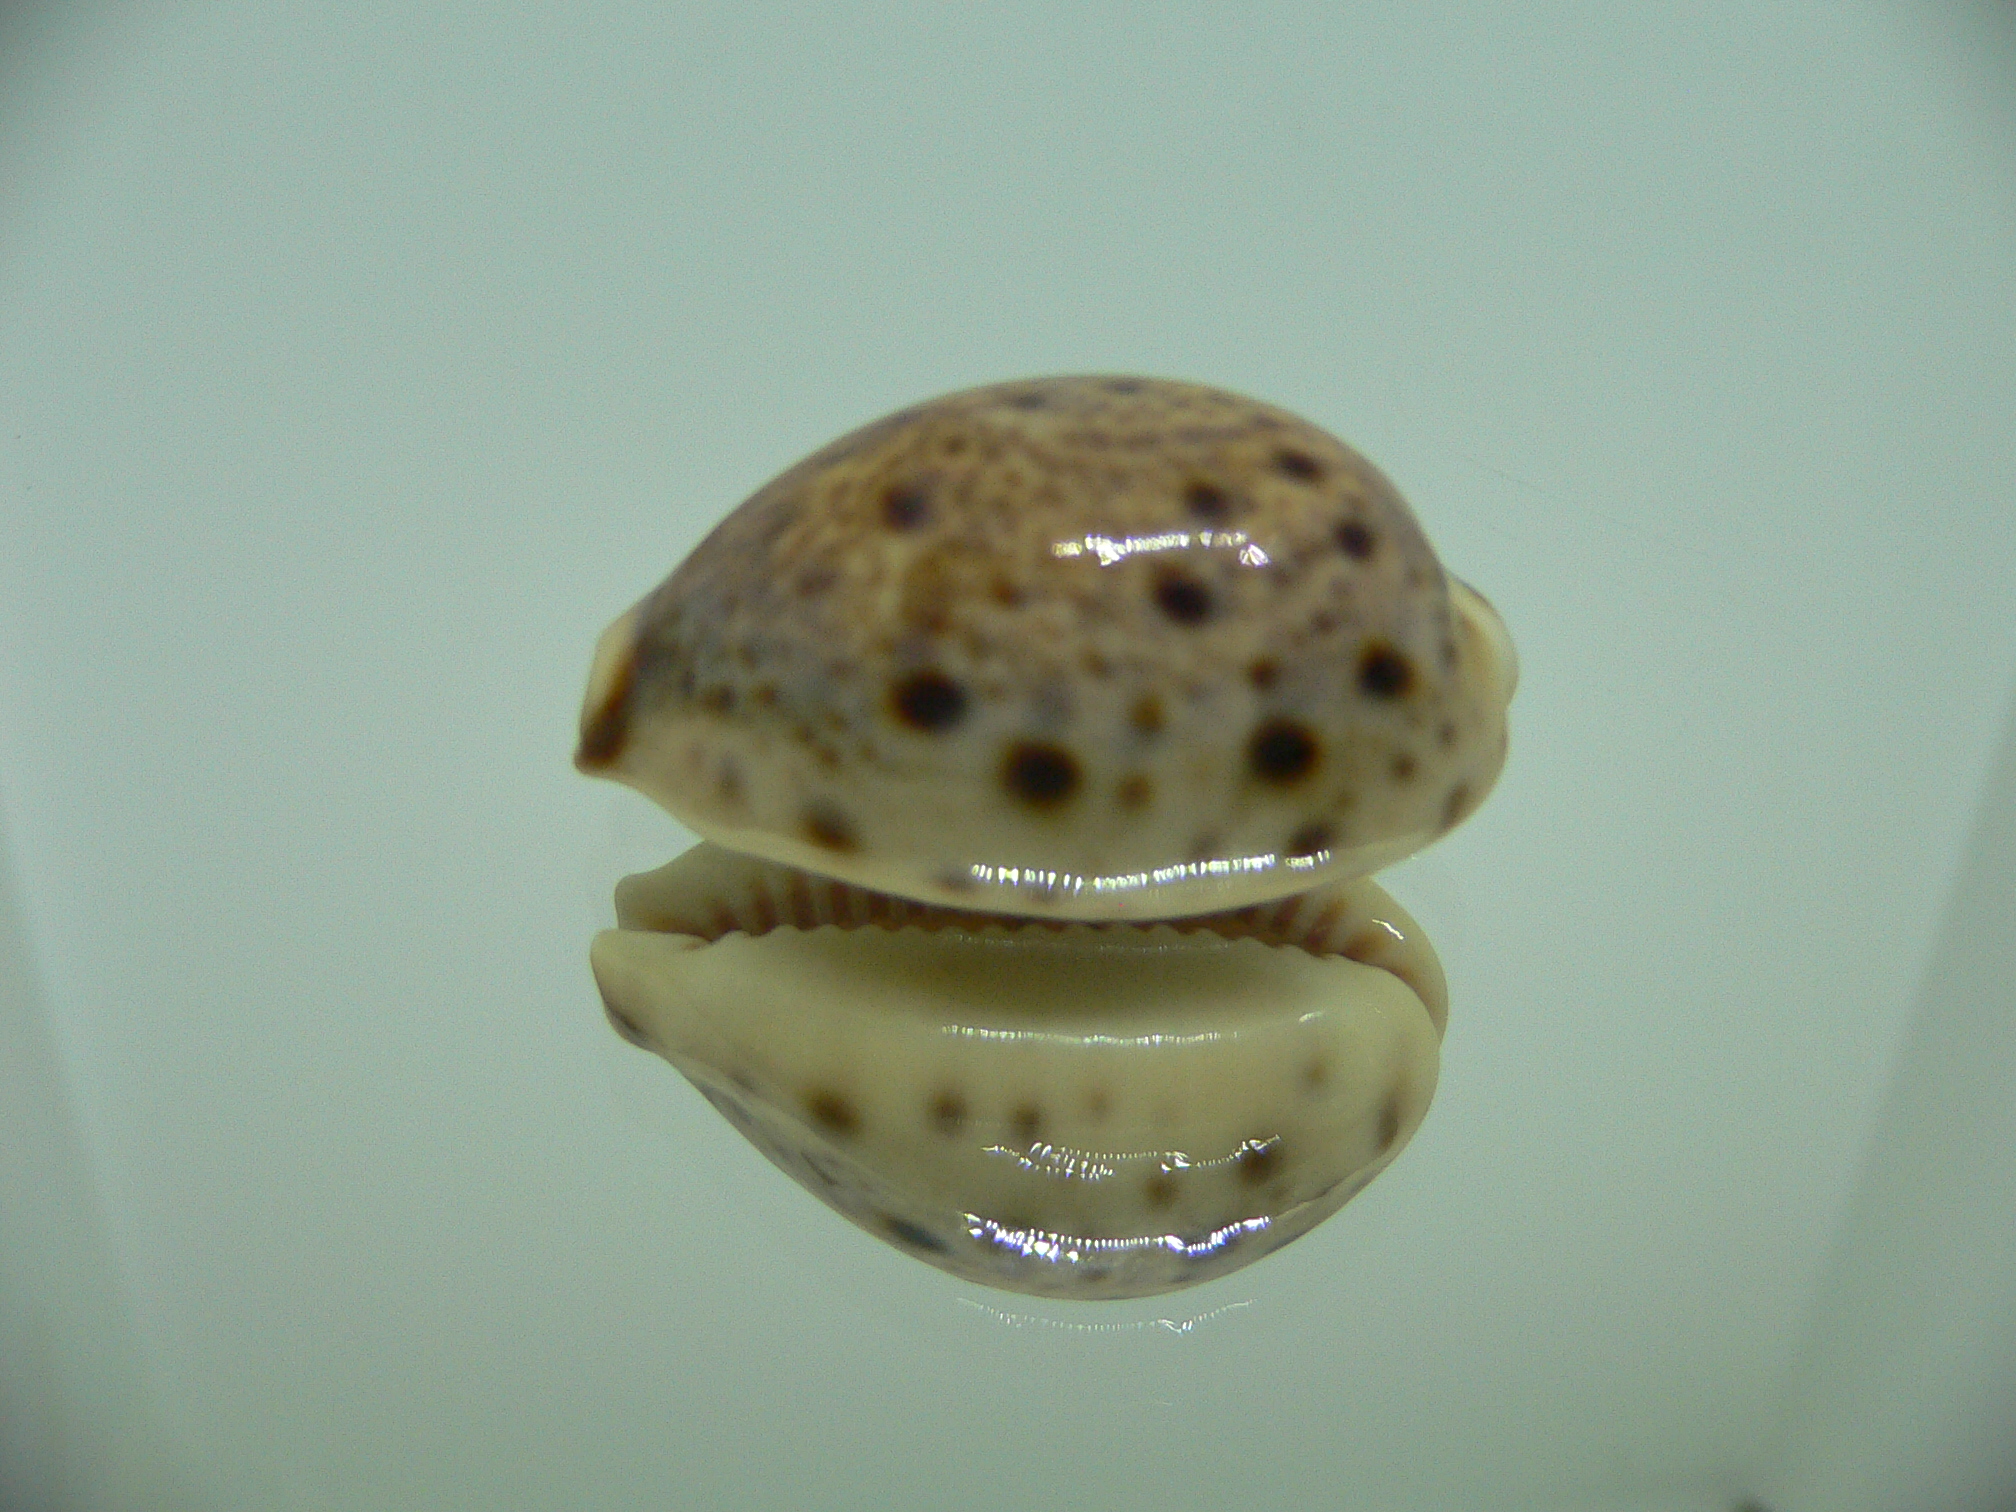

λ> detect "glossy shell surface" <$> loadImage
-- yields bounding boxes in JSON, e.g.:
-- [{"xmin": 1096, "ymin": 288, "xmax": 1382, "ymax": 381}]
[
  {"xmin": 592, "ymin": 845, "xmax": 1445, "ymax": 1298},
  {"xmin": 579, "ymin": 375, "xmax": 1514, "ymax": 920}
]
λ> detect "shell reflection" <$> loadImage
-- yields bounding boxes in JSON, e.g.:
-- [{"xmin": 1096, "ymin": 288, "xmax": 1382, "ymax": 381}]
[{"xmin": 592, "ymin": 846, "xmax": 1445, "ymax": 1297}]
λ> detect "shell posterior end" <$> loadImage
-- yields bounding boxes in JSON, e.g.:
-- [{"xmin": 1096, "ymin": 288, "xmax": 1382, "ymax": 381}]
[
  {"xmin": 576, "ymin": 607, "xmax": 642, "ymax": 774},
  {"xmin": 1449, "ymin": 576, "xmax": 1517, "ymax": 707}
]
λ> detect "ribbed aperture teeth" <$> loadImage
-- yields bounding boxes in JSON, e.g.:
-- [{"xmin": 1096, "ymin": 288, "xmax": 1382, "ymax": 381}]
[{"xmin": 632, "ymin": 861, "xmax": 1426, "ymax": 1001}]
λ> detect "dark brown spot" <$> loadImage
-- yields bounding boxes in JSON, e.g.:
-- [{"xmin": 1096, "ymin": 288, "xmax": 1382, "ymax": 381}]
[
  {"xmin": 1273, "ymin": 448, "xmax": 1324, "ymax": 482},
  {"xmin": 1130, "ymin": 694, "xmax": 1165, "ymax": 736},
  {"xmin": 1003, "ymin": 742, "xmax": 1081, "ymax": 806},
  {"xmin": 1184, "ymin": 480, "xmax": 1232, "ymax": 523},
  {"xmin": 881, "ymin": 483, "xmax": 930, "ymax": 530},
  {"xmin": 1152, "ymin": 569, "xmax": 1214, "ymax": 626},
  {"xmin": 890, "ymin": 670, "xmax": 968, "ymax": 732},
  {"xmin": 1442, "ymin": 782, "xmax": 1471, "ymax": 829},
  {"xmin": 574, "ymin": 651, "xmax": 635, "ymax": 772},
  {"xmin": 1335, "ymin": 520, "xmax": 1375, "ymax": 559},
  {"xmin": 1144, "ymin": 1174, "xmax": 1177, "ymax": 1209},
  {"xmin": 1376, "ymin": 1090, "xmax": 1405, "ymax": 1153},
  {"xmin": 1104, "ymin": 378, "xmax": 1144, "ymax": 393},
  {"xmin": 880, "ymin": 1214, "xmax": 946, "ymax": 1253},
  {"xmin": 1080, "ymin": 648, "xmax": 1111, "ymax": 679},
  {"xmin": 1357, "ymin": 643, "xmax": 1414, "ymax": 699},
  {"xmin": 1084, "ymin": 1088, "xmax": 1112, "ymax": 1120},
  {"xmin": 1006, "ymin": 389, "xmax": 1048, "ymax": 410},
  {"xmin": 1237, "ymin": 1141, "xmax": 1281, "ymax": 1185},
  {"xmin": 1438, "ymin": 720, "xmax": 1458, "ymax": 748},
  {"xmin": 794, "ymin": 566, "xmax": 836, "ymax": 599},
  {"xmin": 935, "ymin": 868, "xmax": 977, "ymax": 895},
  {"xmin": 1116, "ymin": 772, "xmax": 1153, "ymax": 809},
  {"xmin": 929, "ymin": 1091, "xmax": 968, "ymax": 1134},
  {"xmin": 1391, "ymin": 752, "xmax": 1417, "ymax": 782},
  {"xmin": 803, "ymin": 1089, "xmax": 859, "ymax": 1137},
  {"xmin": 990, "ymin": 577, "xmax": 1025, "ymax": 607},
  {"xmin": 1247, "ymin": 657, "xmax": 1279, "ymax": 690},
  {"xmin": 1285, "ymin": 821, "xmax": 1333, "ymax": 859},
  {"xmin": 751, "ymin": 681, "xmax": 778, "ymax": 708},
  {"xmin": 1248, "ymin": 719, "xmax": 1320, "ymax": 784},
  {"xmin": 802, "ymin": 801, "xmax": 859, "ymax": 852},
  {"xmin": 698, "ymin": 685, "xmax": 734, "ymax": 715},
  {"xmin": 1009, "ymin": 1103, "xmax": 1043, "ymax": 1144},
  {"xmin": 1303, "ymin": 1058, "xmax": 1330, "ymax": 1093}
]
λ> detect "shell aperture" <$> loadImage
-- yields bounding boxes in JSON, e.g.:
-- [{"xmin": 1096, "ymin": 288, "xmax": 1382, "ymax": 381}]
[{"xmin": 577, "ymin": 376, "xmax": 1512, "ymax": 1296}]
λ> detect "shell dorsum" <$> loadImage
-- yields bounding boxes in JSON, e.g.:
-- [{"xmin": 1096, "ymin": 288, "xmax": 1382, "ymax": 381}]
[
  {"xmin": 591, "ymin": 845, "xmax": 1445, "ymax": 1298},
  {"xmin": 578, "ymin": 376, "xmax": 1514, "ymax": 920}
]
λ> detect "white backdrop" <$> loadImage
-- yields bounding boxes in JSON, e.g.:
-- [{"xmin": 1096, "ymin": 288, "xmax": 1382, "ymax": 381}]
[{"xmin": 3, "ymin": 3, "xmax": 2013, "ymax": 1509}]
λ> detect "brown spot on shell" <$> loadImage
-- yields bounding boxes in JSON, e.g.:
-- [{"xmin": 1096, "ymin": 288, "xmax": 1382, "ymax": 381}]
[
  {"xmin": 1336, "ymin": 520, "xmax": 1375, "ymax": 559},
  {"xmin": 1009, "ymin": 1103, "xmax": 1043, "ymax": 1144},
  {"xmin": 1130, "ymin": 694, "xmax": 1165, "ymax": 736},
  {"xmin": 1248, "ymin": 719, "xmax": 1320, "ymax": 784},
  {"xmin": 1303, "ymin": 1057, "xmax": 1330, "ymax": 1093},
  {"xmin": 1144, "ymin": 1173, "xmax": 1177, "ymax": 1209},
  {"xmin": 802, "ymin": 801, "xmax": 859, "ymax": 852},
  {"xmin": 889, "ymin": 670, "xmax": 969, "ymax": 732},
  {"xmin": 1273, "ymin": 448, "xmax": 1324, "ymax": 482},
  {"xmin": 929, "ymin": 1091, "xmax": 968, "ymax": 1135},
  {"xmin": 1285, "ymin": 821, "xmax": 1333, "ymax": 859},
  {"xmin": 1236, "ymin": 1140, "xmax": 1282, "ymax": 1186},
  {"xmin": 575, "ymin": 651, "xmax": 635, "ymax": 772},
  {"xmin": 1003, "ymin": 742, "xmax": 1081, "ymax": 806},
  {"xmin": 1152, "ymin": 568, "xmax": 1213, "ymax": 626},
  {"xmin": 803, "ymin": 1089, "xmax": 860, "ymax": 1137},
  {"xmin": 1357, "ymin": 643, "xmax": 1414, "ymax": 699},
  {"xmin": 1247, "ymin": 657, "xmax": 1279, "ymax": 690},
  {"xmin": 881, "ymin": 482, "xmax": 931, "ymax": 530},
  {"xmin": 1391, "ymin": 752, "xmax": 1418, "ymax": 782},
  {"xmin": 1376, "ymin": 1087, "xmax": 1405, "ymax": 1153},
  {"xmin": 1116, "ymin": 772, "xmax": 1154, "ymax": 809},
  {"xmin": 1184, "ymin": 480, "xmax": 1232, "ymax": 523}
]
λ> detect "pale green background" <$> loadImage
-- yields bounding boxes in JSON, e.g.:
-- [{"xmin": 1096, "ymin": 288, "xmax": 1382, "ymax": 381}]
[{"xmin": 2, "ymin": 3, "xmax": 2014, "ymax": 1510}]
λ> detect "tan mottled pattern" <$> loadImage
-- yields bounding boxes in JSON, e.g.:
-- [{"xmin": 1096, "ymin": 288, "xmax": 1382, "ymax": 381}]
[{"xmin": 579, "ymin": 374, "xmax": 1513, "ymax": 920}]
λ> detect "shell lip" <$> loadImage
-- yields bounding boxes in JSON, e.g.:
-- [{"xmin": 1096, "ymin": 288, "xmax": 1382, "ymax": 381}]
[{"xmin": 602, "ymin": 843, "xmax": 1450, "ymax": 1037}]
